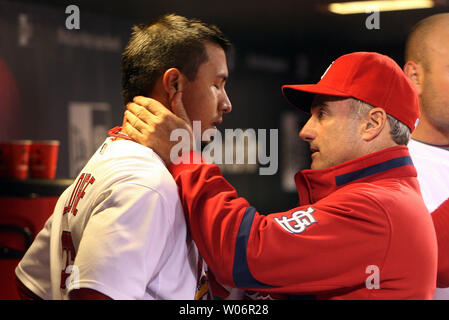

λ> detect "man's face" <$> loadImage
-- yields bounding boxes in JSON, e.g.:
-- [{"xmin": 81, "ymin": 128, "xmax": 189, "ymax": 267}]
[
  {"xmin": 420, "ymin": 31, "xmax": 449, "ymax": 133},
  {"xmin": 299, "ymin": 95, "xmax": 363, "ymax": 170},
  {"xmin": 181, "ymin": 42, "xmax": 232, "ymax": 143}
]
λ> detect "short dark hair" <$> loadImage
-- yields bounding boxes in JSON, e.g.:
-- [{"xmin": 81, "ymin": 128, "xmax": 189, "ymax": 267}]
[{"xmin": 121, "ymin": 14, "xmax": 231, "ymax": 104}]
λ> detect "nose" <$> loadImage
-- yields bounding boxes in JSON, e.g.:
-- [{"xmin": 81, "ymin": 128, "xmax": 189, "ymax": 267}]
[
  {"xmin": 220, "ymin": 91, "xmax": 232, "ymax": 114},
  {"xmin": 299, "ymin": 118, "xmax": 316, "ymax": 142}
]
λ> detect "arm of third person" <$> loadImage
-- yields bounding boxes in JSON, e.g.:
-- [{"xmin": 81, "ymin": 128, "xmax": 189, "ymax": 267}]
[{"xmin": 431, "ymin": 198, "xmax": 449, "ymax": 287}]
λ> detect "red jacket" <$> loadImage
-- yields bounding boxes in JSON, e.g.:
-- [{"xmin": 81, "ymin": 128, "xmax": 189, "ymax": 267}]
[{"xmin": 169, "ymin": 146, "xmax": 437, "ymax": 299}]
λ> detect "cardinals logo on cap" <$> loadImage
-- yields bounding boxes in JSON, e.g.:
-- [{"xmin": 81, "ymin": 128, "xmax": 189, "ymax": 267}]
[{"xmin": 321, "ymin": 61, "xmax": 334, "ymax": 79}]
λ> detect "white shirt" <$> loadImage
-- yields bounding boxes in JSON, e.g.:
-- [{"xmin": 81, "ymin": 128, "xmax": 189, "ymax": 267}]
[
  {"xmin": 16, "ymin": 138, "xmax": 202, "ymax": 300},
  {"xmin": 408, "ymin": 138, "xmax": 449, "ymax": 300}
]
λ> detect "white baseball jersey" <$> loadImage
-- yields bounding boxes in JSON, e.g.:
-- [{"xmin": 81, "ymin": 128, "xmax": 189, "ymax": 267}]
[
  {"xmin": 16, "ymin": 137, "xmax": 205, "ymax": 300},
  {"xmin": 408, "ymin": 138, "xmax": 449, "ymax": 300}
]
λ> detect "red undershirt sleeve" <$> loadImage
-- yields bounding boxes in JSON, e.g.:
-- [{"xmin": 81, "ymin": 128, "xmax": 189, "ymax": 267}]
[{"xmin": 431, "ymin": 198, "xmax": 449, "ymax": 287}]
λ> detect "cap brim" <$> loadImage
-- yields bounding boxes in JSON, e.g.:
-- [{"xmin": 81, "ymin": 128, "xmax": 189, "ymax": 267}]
[{"xmin": 282, "ymin": 84, "xmax": 350, "ymax": 113}]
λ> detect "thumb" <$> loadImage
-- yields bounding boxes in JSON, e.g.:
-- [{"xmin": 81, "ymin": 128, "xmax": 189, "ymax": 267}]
[{"xmin": 171, "ymin": 91, "xmax": 191, "ymax": 125}]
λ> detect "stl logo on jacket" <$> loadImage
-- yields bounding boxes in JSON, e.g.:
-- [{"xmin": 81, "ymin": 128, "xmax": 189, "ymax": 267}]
[{"xmin": 274, "ymin": 207, "xmax": 317, "ymax": 234}]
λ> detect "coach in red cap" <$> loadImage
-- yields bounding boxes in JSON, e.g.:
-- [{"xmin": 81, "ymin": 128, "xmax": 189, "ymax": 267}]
[
  {"xmin": 124, "ymin": 51, "xmax": 437, "ymax": 299},
  {"xmin": 282, "ymin": 51, "xmax": 420, "ymax": 169}
]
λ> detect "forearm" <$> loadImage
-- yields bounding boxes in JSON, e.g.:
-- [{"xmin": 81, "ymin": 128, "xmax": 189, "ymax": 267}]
[
  {"xmin": 431, "ymin": 198, "xmax": 449, "ymax": 287},
  {"xmin": 169, "ymin": 154, "xmax": 251, "ymax": 287},
  {"xmin": 168, "ymin": 152, "xmax": 388, "ymax": 293}
]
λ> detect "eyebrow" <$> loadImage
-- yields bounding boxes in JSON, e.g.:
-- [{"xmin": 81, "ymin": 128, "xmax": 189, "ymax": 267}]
[
  {"xmin": 310, "ymin": 102, "xmax": 332, "ymax": 117},
  {"xmin": 216, "ymin": 73, "xmax": 228, "ymax": 82},
  {"xmin": 311, "ymin": 99, "xmax": 329, "ymax": 108}
]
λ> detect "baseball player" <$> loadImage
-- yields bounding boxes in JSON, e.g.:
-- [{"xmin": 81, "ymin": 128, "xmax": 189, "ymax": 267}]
[
  {"xmin": 403, "ymin": 13, "xmax": 449, "ymax": 298},
  {"xmin": 15, "ymin": 14, "xmax": 234, "ymax": 300},
  {"xmin": 124, "ymin": 52, "xmax": 438, "ymax": 299}
]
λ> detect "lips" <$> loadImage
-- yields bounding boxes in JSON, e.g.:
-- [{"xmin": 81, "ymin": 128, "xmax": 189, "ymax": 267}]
[
  {"xmin": 212, "ymin": 118, "xmax": 223, "ymax": 127},
  {"xmin": 310, "ymin": 146, "xmax": 319, "ymax": 156}
]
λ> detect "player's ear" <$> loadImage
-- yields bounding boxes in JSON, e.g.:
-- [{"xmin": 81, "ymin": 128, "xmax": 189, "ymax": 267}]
[
  {"xmin": 403, "ymin": 61, "xmax": 423, "ymax": 96},
  {"xmin": 162, "ymin": 68, "xmax": 185, "ymax": 102},
  {"xmin": 361, "ymin": 107, "xmax": 387, "ymax": 142}
]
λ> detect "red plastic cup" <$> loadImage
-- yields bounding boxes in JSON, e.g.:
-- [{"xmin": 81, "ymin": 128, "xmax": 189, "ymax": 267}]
[
  {"xmin": 9, "ymin": 140, "xmax": 32, "ymax": 179},
  {"xmin": 0, "ymin": 142, "xmax": 12, "ymax": 178},
  {"xmin": 29, "ymin": 140, "xmax": 60, "ymax": 179}
]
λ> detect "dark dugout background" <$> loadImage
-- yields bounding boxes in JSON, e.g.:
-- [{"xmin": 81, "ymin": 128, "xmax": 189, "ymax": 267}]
[{"xmin": 1, "ymin": 0, "xmax": 447, "ymax": 213}]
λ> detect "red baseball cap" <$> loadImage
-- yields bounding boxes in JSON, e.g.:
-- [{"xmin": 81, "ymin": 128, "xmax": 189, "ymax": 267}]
[{"xmin": 282, "ymin": 52, "xmax": 420, "ymax": 132}]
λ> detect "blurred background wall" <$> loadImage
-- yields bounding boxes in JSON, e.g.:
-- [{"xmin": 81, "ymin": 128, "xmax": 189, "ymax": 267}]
[{"xmin": 0, "ymin": 0, "xmax": 448, "ymax": 212}]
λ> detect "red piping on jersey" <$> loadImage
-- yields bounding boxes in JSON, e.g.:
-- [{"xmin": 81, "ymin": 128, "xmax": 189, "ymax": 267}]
[{"xmin": 107, "ymin": 126, "xmax": 134, "ymax": 141}]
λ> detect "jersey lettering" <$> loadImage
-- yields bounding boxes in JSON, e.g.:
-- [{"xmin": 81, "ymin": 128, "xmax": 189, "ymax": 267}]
[
  {"xmin": 63, "ymin": 173, "xmax": 95, "ymax": 216},
  {"xmin": 60, "ymin": 231, "xmax": 76, "ymax": 289},
  {"xmin": 60, "ymin": 173, "xmax": 95, "ymax": 289}
]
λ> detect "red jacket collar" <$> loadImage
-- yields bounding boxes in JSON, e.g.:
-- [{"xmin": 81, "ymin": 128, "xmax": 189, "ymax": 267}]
[{"xmin": 294, "ymin": 146, "xmax": 417, "ymax": 205}]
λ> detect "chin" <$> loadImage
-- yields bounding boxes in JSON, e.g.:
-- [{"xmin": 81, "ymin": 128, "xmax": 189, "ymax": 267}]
[{"xmin": 310, "ymin": 161, "xmax": 326, "ymax": 170}]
